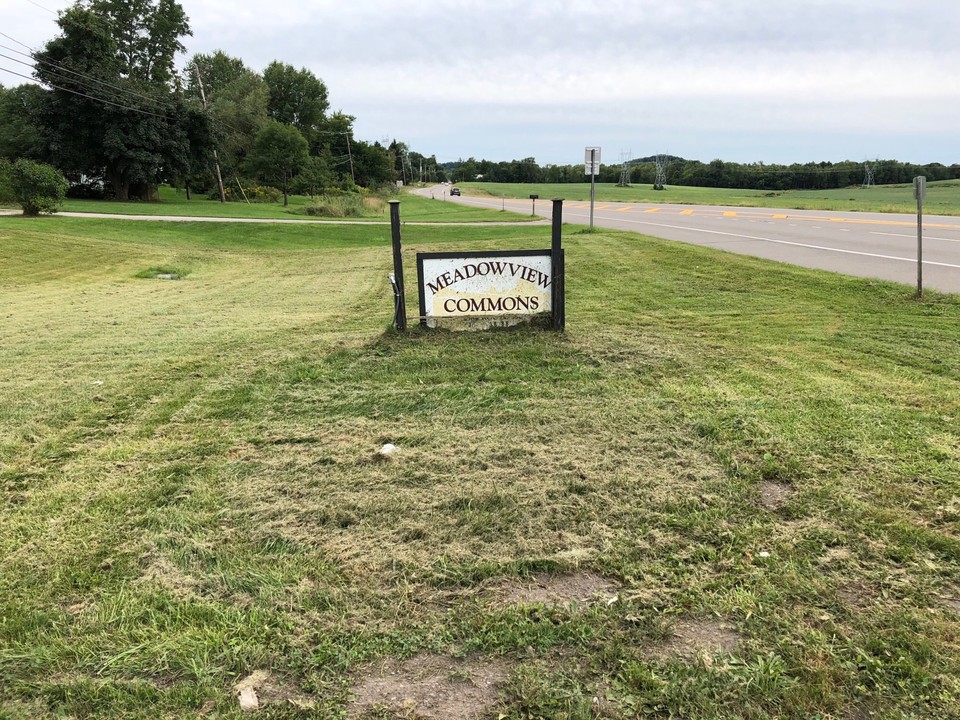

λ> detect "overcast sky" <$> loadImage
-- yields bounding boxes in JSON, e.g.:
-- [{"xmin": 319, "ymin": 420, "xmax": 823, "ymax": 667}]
[{"xmin": 2, "ymin": 0, "xmax": 958, "ymax": 166}]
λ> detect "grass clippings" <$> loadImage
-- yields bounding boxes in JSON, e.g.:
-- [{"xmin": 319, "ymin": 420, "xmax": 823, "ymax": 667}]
[{"xmin": 2, "ymin": 215, "xmax": 959, "ymax": 718}]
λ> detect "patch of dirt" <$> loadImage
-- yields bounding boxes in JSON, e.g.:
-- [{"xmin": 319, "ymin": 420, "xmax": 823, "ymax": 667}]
[
  {"xmin": 644, "ymin": 618, "xmax": 741, "ymax": 663},
  {"xmin": 348, "ymin": 654, "xmax": 508, "ymax": 720},
  {"xmin": 759, "ymin": 482, "xmax": 794, "ymax": 511},
  {"xmin": 233, "ymin": 670, "xmax": 315, "ymax": 710},
  {"xmin": 936, "ymin": 589, "xmax": 960, "ymax": 614},
  {"xmin": 837, "ymin": 580, "xmax": 875, "ymax": 610},
  {"xmin": 498, "ymin": 572, "xmax": 618, "ymax": 608}
]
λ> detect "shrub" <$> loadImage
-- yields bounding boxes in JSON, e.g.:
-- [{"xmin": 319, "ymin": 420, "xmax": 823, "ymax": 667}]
[
  {"xmin": 302, "ymin": 193, "xmax": 366, "ymax": 218},
  {"xmin": 8, "ymin": 159, "xmax": 68, "ymax": 215},
  {"xmin": 212, "ymin": 184, "xmax": 283, "ymax": 203}
]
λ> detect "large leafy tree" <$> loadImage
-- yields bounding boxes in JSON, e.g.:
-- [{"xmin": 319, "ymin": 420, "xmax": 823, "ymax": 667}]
[
  {"xmin": 0, "ymin": 84, "xmax": 48, "ymax": 162},
  {"xmin": 186, "ymin": 53, "xmax": 269, "ymax": 184},
  {"xmin": 263, "ymin": 62, "xmax": 328, "ymax": 138},
  {"xmin": 245, "ymin": 119, "xmax": 309, "ymax": 206},
  {"xmin": 34, "ymin": 0, "xmax": 203, "ymax": 200}
]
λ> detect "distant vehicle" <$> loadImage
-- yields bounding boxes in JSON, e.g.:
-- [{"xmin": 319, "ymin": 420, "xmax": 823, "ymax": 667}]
[{"xmin": 450, "ymin": 187, "xmax": 461, "ymax": 196}]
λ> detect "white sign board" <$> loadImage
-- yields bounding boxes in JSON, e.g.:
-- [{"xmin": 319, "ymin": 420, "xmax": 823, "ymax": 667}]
[
  {"xmin": 584, "ymin": 146, "xmax": 601, "ymax": 175},
  {"xmin": 418, "ymin": 251, "xmax": 553, "ymax": 329}
]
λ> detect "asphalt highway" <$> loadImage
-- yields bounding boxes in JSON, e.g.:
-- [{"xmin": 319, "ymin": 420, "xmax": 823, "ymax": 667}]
[{"xmin": 417, "ymin": 185, "xmax": 960, "ymax": 294}]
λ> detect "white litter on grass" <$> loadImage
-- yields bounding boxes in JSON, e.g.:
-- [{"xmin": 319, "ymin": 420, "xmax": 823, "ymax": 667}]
[
  {"xmin": 238, "ymin": 688, "xmax": 259, "ymax": 712},
  {"xmin": 378, "ymin": 443, "xmax": 397, "ymax": 457},
  {"xmin": 758, "ymin": 551, "xmax": 771, "ymax": 558}
]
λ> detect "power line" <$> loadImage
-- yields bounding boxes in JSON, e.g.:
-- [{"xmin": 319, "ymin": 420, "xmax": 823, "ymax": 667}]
[
  {"xmin": 0, "ymin": 40, "xmax": 166, "ymax": 110},
  {"xmin": 24, "ymin": 0, "xmax": 56, "ymax": 14},
  {"xmin": 0, "ymin": 30, "xmax": 35, "ymax": 52},
  {"xmin": 0, "ymin": 64, "xmax": 171, "ymax": 119}
]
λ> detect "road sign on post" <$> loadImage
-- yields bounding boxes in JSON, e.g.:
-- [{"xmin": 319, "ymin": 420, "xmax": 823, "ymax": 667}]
[
  {"xmin": 585, "ymin": 146, "xmax": 600, "ymax": 228},
  {"xmin": 584, "ymin": 147, "xmax": 601, "ymax": 175},
  {"xmin": 914, "ymin": 176, "xmax": 926, "ymax": 297}
]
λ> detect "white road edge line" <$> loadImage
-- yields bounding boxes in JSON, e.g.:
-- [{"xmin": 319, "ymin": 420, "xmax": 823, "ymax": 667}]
[{"xmin": 563, "ymin": 213, "xmax": 960, "ymax": 269}]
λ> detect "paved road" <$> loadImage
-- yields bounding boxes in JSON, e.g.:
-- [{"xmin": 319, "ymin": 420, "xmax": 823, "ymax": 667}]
[{"xmin": 416, "ymin": 186, "xmax": 960, "ymax": 294}]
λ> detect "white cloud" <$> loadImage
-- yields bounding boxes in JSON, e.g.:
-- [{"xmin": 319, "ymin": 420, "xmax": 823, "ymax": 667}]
[{"xmin": 2, "ymin": 0, "xmax": 958, "ymax": 164}]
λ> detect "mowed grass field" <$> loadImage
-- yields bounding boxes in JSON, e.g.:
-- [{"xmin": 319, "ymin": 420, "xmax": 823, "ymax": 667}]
[
  {"xmin": 1, "ymin": 211, "xmax": 960, "ymax": 719},
  {"xmin": 462, "ymin": 181, "xmax": 960, "ymax": 216},
  {"xmin": 55, "ymin": 186, "xmax": 534, "ymax": 224}
]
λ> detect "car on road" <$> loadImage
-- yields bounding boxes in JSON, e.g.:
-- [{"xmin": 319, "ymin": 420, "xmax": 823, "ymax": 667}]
[{"xmin": 450, "ymin": 187, "xmax": 461, "ymax": 196}]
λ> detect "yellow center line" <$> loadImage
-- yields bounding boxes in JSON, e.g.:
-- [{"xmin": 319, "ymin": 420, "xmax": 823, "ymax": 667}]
[
  {"xmin": 617, "ymin": 205, "xmax": 634, "ymax": 212},
  {"xmin": 596, "ymin": 205, "xmax": 610, "ymax": 210},
  {"xmin": 643, "ymin": 208, "xmax": 661, "ymax": 214},
  {"xmin": 680, "ymin": 209, "xmax": 695, "ymax": 215},
  {"xmin": 723, "ymin": 211, "xmax": 738, "ymax": 217},
  {"xmin": 773, "ymin": 214, "xmax": 788, "ymax": 219}
]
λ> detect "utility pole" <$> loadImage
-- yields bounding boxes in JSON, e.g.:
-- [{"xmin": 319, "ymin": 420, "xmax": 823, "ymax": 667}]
[
  {"xmin": 345, "ymin": 132, "xmax": 356, "ymax": 184},
  {"xmin": 863, "ymin": 161, "xmax": 876, "ymax": 188},
  {"xmin": 194, "ymin": 63, "xmax": 226, "ymax": 203}
]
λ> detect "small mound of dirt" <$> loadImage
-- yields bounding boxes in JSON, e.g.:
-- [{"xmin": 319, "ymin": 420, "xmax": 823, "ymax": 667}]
[
  {"xmin": 759, "ymin": 482, "xmax": 794, "ymax": 511},
  {"xmin": 499, "ymin": 572, "xmax": 617, "ymax": 608},
  {"xmin": 645, "ymin": 618, "xmax": 741, "ymax": 662},
  {"xmin": 348, "ymin": 654, "xmax": 508, "ymax": 720}
]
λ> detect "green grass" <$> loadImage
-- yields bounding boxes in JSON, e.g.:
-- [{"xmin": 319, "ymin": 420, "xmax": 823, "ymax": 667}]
[
  {"xmin": 58, "ymin": 185, "xmax": 534, "ymax": 223},
  {"xmin": 464, "ymin": 180, "xmax": 960, "ymax": 215},
  {"xmin": 2, "ymin": 215, "xmax": 960, "ymax": 718}
]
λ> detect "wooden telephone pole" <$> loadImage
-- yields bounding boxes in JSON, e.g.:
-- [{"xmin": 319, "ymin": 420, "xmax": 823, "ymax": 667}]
[{"xmin": 194, "ymin": 64, "xmax": 226, "ymax": 203}]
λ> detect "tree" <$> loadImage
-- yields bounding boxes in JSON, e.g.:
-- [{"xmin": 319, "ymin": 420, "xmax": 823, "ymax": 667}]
[
  {"xmin": 33, "ymin": 0, "xmax": 198, "ymax": 200},
  {"xmin": 0, "ymin": 84, "xmax": 48, "ymax": 162},
  {"xmin": 245, "ymin": 120, "xmax": 309, "ymax": 205},
  {"xmin": 8, "ymin": 159, "xmax": 68, "ymax": 215},
  {"xmin": 188, "ymin": 50, "xmax": 248, "ymax": 98},
  {"xmin": 263, "ymin": 62, "xmax": 329, "ymax": 138}
]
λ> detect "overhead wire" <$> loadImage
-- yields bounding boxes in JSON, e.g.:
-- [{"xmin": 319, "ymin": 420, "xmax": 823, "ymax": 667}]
[{"xmin": 0, "ymin": 64, "xmax": 172, "ymax": 119}]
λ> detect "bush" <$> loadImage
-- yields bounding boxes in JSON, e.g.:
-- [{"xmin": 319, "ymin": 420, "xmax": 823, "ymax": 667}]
[
  {"xmin": 302, "ymin": 194, "xmax": 365, "ymax": 217},
  {"xmin": 211, "ymin": 184, "xmax": 283, "ymax": 203},
  {"xmin": 299, "ymin": 193, "xmax": 387, "ymax": 218},
  {"xmin": 8, "ymin": 159, "xmax": 68, "ymax": 215}
]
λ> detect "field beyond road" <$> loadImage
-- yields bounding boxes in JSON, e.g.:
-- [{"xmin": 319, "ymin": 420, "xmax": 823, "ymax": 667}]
[
  {"xmin": 1, "ymin": 214, "xmax": 959, "ymax": 718},
  {"xmin": 460, "ymin": 180, "xmax": 960, "ymax": 216}
]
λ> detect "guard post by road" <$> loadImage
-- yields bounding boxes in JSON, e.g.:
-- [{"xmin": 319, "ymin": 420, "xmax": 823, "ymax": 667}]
[
  {"xmin": 914, "ymin": 176, "xmax": 926, "ymax": 298},
  {"xmin": 585, "ymin": 146, "xmax": 600, "ymax": 229}
]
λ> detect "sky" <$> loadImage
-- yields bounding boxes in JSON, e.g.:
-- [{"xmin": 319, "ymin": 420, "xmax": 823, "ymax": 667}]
[{"xmin": 2, "ymin": 0, "xmax": 959, "ymax": 166}]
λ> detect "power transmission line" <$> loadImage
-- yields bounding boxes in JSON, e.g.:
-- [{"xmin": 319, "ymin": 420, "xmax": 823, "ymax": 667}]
[
  {"xmin": 862, "ymin": 161, "xmax": 876, "ymax": 188},
  {"xmin": 0, "ymin": 64, "xmax": 172, "ymax": 119},
  {"xmin": 0, "ymin": 39, "xmax": 167, "ymax": 110},
  {"xmin": 0, "ymin": 30, "xmax": 35, "ymax": 52}
]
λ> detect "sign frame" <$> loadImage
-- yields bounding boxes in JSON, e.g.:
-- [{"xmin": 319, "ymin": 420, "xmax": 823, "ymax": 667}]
[{"xmin": 416, "ymin": 248, "xmax": 557, "ymax": 329}]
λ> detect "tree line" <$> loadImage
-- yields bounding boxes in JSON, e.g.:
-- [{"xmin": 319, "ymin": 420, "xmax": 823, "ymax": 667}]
[
  {"xmin": 0, "ymin": 0, "xmax": 443, "ymax": 204},
  {"xmin": 445, "ymin": 155, "xmax": 960, "ymax": 190}
]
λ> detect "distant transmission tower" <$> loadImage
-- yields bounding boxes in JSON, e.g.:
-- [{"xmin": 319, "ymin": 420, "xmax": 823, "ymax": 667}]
[
  {"xmin": 862, "ymin": 161, "xmax": 876, "ymax": 188},
  {"xmin": 400, "ymin": 149, "xmax": 414, "ymax": 186},
  {"xmin": 617, "ymin": 149, "xmax": 632, "ymax": 187},
  {"xmin": 653, "ymin": 154, "xmax": 667, "ymax": 190}
]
